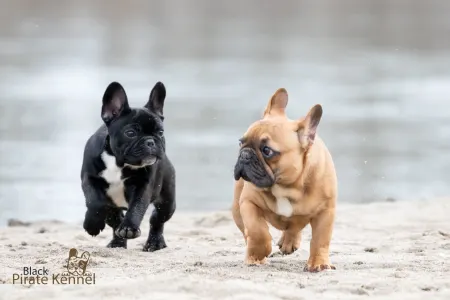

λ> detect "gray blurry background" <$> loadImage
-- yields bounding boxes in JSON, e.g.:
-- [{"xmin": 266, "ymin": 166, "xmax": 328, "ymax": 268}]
[{"xmin": 0, "ymin": 0, "xmax": 449, "ymax": 225}]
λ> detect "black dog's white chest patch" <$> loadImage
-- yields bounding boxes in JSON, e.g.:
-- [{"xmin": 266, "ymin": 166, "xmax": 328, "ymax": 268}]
[{"xmin": 99, "ymin": 151, "xmax": 128, "ymax": 209}]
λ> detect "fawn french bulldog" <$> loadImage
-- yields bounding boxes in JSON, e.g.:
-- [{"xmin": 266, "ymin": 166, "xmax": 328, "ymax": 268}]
[
  {"xmin": 81, "ymin": 81, "xmax": 176, "ymax": 252},
  {"xmin": 232, "ymin": 88, "xmax": 337, "ymax": 272}
]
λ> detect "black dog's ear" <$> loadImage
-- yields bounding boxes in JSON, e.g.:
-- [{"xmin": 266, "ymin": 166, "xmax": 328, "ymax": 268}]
[
  {"xmin": 101, "ymin": 82, "xmax": 131, "ymax": 124},
  {"xmin": 145, "ymin": 81, "xmax": 166, "ymax": 119}
]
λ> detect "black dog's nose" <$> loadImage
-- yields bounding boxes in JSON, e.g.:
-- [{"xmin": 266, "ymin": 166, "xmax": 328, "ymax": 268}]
[{"xmin": 145, "ymin": 139, "xmax": 155, "ymax": 148}]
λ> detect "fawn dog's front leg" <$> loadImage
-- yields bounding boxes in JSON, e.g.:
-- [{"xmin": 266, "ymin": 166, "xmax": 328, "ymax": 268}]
[
  {"xmin": 240, "ymin": 200, "xmax": 272, "ymax": 265},
  {"xmin": 304, "ymin": 208, "xmax": 336, "ymax": 272}
]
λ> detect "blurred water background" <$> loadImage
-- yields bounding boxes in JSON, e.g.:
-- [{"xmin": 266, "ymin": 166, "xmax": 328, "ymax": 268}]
[{"xmin": 0, "ymin": 0, "xmax": 449, "ymax": 225}]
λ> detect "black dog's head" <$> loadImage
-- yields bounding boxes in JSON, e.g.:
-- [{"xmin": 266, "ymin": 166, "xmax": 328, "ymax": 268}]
[{"xmin": 101, "ymin": 81, "xmax": 167, "ymax": 168}]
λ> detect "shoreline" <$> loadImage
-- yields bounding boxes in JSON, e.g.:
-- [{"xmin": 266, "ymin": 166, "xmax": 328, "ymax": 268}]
[{"xmin": 1, "ymin": 198, "xmax": 450, "ymax": 299}]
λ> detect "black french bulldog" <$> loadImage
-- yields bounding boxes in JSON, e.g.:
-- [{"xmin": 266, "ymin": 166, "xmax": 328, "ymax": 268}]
[{"xmin": 80, "ymin": 81, "xmax": 176, "ymax": 252}]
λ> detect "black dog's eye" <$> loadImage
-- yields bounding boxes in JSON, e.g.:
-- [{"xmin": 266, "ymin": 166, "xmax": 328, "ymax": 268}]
[
  {"xmin": 124, "ymin": 129, "xmax": 137, "ymax": 138},
  {"xmin": 157, "ymin": 130, "xmax": 164, "ymax": 137},
  {"xmin": 261, "ymin": 146, "xmax": 274, "ymax": 158}
]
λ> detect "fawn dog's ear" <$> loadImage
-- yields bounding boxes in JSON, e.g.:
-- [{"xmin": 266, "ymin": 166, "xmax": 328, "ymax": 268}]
[
  {"xmin": 263, "ymin": 88, "xmax": 288, "ymax": 118},
  {"xmin": 297, "ymin": 104, "xmax": 323, "ymax": 149}
]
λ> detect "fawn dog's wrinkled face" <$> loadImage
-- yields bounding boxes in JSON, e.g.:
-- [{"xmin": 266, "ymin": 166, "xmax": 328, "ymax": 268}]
[{"xmin": 233, "ymin": 88, "xmax": 323, "ymax": 188}]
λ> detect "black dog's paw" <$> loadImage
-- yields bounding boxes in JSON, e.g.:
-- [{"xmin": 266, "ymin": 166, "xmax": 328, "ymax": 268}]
[
  {"xmin": 115, "ymin": 222, "xmax": 141, "ymax": 239},
  {"xmin": 106, "ymin": 237, "xmax": 127, "ymax": 249},
  {"xmin": 143, "ymin": 234, "xmax": 167, "ymax": 252},
  {"xmin": 83, "ymin": 217, "xmax": 106, "ymax": 237}
]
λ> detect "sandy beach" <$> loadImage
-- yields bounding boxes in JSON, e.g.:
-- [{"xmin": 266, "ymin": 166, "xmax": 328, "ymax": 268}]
[{"xmin": 1, "ymin": 198, "xmax": 449, "ymax": 300}]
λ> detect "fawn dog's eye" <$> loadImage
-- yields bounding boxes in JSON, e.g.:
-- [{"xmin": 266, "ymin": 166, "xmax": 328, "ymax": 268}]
[{"xmin": 261, "ymin": 146, "xmax": 274, "ymax": 158}]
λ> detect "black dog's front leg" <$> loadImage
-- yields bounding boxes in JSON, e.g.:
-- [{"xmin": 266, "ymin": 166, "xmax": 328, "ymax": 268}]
[
  {"xmin": 115, "ymin": 186, "xmax": 151, "ymax": 239},
  {"xmin": 105, "ymin": 208, "xmax": 127, "ymax": 248},
  {"xmin": 143, "ymin": 180, "xmax": 176, "ymax": 252},
  {"xmin": 82, "ymin": 176, "xmax": 109, "ymax": 237},
  {"xmin": 82, "ymin": 176, "xmax": 127, "ymax": 249}
]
